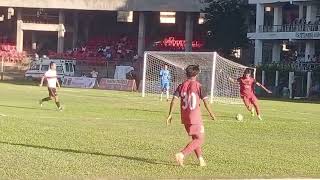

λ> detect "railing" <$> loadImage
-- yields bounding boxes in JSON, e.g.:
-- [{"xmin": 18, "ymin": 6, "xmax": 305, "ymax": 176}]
[
  {"xmin": 248, "ymin": 24, "xmax": 320, "ymax": 33},
  {"xmin": 22, "ymin": 15, "xmax": 59, "ymax": 24},
  {"xmin": 260, "ymin": 62, "xmax": 320, "ymax": 72},
  {"xmin": 293, "ymin": 62, "xmax": 320, "ymax": 72}
]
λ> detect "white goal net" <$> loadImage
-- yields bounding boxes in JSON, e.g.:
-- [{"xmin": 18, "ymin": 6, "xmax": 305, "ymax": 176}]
[{"xmin": 141, "ymin": 51, "xmax": 255, "ymax": 104}]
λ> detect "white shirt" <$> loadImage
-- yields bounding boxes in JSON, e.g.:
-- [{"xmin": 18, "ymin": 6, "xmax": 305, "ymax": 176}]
[
  {"xmin": 45, "ymin": 69, "xmax": 57, "ymax": 88},
  {"xmin": 91, "ymin": 71, "xmax": 98, "ymax": 78}
]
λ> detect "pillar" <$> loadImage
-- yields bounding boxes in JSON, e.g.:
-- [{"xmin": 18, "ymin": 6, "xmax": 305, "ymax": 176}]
[
  {"xmin": 299, "ymin": 4, "xmax": 304, "ymax": 20},
  {"xmin": 272, "ymin": 42, "xmax": 281, "ymax": 63},
  {"xmin": 254, "ymin": 40, "xmax": 263, "ymax": 65},
  {"xmin": 185, "ymin": 12, "xmax": 193, "ymax": 52},
  {"xmin": 83, "ymin": 21, "xmax": 89, "ymax": 43},
  {"xmin": 305, "ymin": 40, "xmax": 315, "ymax": 61},
  {"xmin": 72, "ymin": 12, "xmax": 79, "ymax": 49},
  {"xmin": 289, "ymin": 72, "xmax": 294, "ymax": 99},
  {"xmin": 57, "ymin": 10, "xmax": 65, "ymax": 53},
  {"xmin": 254, "ymin": 3, "xmax": 264, "ymax": 65},
  {"xmin": 138, "ymin": 12, "xmax": 146, "ymax": 57},
  {"xmin": 31, "ymin": 31, "xmax": 37, "ymax": 50},
  {"xmin": 275, "ymin": 70, "xmax": 279, "ymax": 87},
  {"xmin": 306, "ymin": 71, "xmax": 312, "ymax": 97},
  {"xmin": 262, "ymin": 70, "xmax": 266, "ymax": 86},
  {"xmin": 306, "ymin": 4, "xmax": 317, "ymax": 23},
  {"xmin": 16, "ymin": 8, "xmax": 23, "ymax": 52},
  {"xmin": 273, "ymin": 6, "xmax": 283, "ymax": 25},
  {"xmin": 256, "ymin": 3, "xmax": 265, "ymax": 32}
]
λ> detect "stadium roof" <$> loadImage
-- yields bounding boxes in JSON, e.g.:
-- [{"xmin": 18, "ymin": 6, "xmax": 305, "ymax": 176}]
[{"xmin": 0, "ymin": 0, "xmax": 206, "ymax": 12}]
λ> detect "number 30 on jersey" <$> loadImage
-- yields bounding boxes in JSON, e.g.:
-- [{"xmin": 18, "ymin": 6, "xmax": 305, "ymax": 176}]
[{"xmin": 181, "ymin": 92, "xmax": 197, "ymax": 110}]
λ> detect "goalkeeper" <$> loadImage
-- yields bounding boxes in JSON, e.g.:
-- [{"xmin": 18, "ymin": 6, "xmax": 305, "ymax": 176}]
[{"xmin": 160, "ymin": 65, "xmax": 171, "ymax": 101}]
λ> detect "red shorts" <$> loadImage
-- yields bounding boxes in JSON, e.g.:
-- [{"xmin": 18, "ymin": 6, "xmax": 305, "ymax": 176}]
[
  {"xmin": 184, "ymin": 124, "xmax": 204, "ymax": 136},
  {"xmin": 241, "ymin": 95, "xmax": 258, "ymax": 105}
]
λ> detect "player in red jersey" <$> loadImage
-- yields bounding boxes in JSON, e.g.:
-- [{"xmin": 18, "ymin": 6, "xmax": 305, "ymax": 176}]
[
  {"xmin": 166, "ymin": 65, "xmax": 215, "ymax": 167},
  {"xmin": 232, "ymin": 68, "xmax": 272, "ymax": 120}
]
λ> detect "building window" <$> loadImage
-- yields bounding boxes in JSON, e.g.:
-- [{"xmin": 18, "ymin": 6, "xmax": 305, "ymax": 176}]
[
  {"xmin": 160, "ymin": 12, "xmax": 176, "ymax": 24},
  {"xmin": 117, "ymin": 11, "xmax": 133, "ymax": 23},
  {"xmin": 199, "ymin": 13, "xmax": 205, "ymax": 24}
]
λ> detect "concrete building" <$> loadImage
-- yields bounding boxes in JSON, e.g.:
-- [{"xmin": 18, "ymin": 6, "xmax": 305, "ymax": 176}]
[
  {"xmin": 0, "ymin": 0, "xmax": 206, "ymax": 56},
  {"xmin": 248, "ymin": 0, "xmax": 320, "ymax": 65}
]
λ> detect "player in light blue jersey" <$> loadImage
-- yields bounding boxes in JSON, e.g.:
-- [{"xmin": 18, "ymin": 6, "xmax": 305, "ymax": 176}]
[{"xmin": 160, "ymin": 65, "xmax": 171, "ymax": 101}]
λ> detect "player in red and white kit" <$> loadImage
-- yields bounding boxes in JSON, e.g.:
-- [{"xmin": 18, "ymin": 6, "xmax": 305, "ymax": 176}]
[
  {"xmin": 166, "ymin": 65, "xmax": 215, "ymax": 167},
  {"xmin": 39, "ymin": 62, "xmax": 62, "ymax": 111},
  {"xmin": 234, "ymin": 68, "xmax": 272, "ymax": 120}
]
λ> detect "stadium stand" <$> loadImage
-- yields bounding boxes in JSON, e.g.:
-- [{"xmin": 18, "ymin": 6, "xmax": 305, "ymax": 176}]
[
  {"xmin": 48, "ymin": 35, "xmax": 137, "ymax": 66},
  {"xmin": 0, "ymin": 42, "xmax": 27, "ymax": 64}
]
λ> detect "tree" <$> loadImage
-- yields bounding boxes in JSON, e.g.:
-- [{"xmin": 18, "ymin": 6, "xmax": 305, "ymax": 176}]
[{"xmin": 203, "ymin": 0, "xmax": 249, "ymax": 57}]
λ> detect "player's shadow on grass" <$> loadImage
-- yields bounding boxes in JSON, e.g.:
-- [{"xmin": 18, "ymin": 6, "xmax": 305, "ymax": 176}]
[
  {"xmin": 1, "ymin": 80, "xmax": 38, "ymax": 86},
  {"xmin": 260, "ymin": 97, "xmax": 320, "ymax": 104},
  {"xmin": 0, "ymin": 104, "xmax": 55, "ymax": 111},
  {"xmin": 0, "ymin": 141, "xmax": 175, "ymax": 166},
  {"xmin": 124, "ymin": 108, "xmax": 170, "ymax": 114},
  {"xmin": 125, "ymin": 108, "xmax": 231, "ymax": 119}
]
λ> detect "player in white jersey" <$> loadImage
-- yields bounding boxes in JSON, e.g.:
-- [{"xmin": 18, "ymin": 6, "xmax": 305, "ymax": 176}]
[{"xmin": 39, "ymin": 62, "xmax": 62, "ymax": 110}]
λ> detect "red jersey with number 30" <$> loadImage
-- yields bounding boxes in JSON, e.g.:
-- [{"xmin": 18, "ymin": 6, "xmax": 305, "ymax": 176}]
[
  {"xmin": 237, "ymin": 76, "xmax": 256, "ymax": 97},
  {"xmin": 174, "ymin": 80, "xmax": 208, "ymax": 125}
]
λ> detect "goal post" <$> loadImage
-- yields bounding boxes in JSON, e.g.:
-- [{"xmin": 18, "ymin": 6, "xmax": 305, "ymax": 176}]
[
  {"xmin": 141, "ymin": 52, "xmax": 148, "ymax": 97},
  {"xmin": 141, "ymin": 51, "xmax": 255, "ymax": 104},
  {"xmin": 210, "ymin": 52, "xmax": 217, "ymax": 104}
]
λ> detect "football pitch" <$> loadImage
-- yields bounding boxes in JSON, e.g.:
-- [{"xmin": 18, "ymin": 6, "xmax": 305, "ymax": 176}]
[{"xmin": 0, "ymin": 82, "xmax": 319, "ymax": 179}]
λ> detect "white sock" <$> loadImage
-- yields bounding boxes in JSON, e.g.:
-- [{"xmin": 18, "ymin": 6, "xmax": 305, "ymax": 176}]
[
  {"xmin": 166, "ymin": 90, "xmax": 169, "ymax": 100},
  {"xmin": 176, "ymin": 152, "xmax": 184, "ymax": 159}
]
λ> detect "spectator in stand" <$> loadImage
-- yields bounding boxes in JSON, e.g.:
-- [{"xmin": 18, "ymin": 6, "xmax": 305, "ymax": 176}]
[
  {"xmin": 133, "ymin": 54, "xmax": 139, "ymax": 62},
  {"xmin": 315, "ymin": 55, "xmax": 320, "ymax": 63},
  {"xmin": 81, "ymin": 45, "xmax": 86, "ymax": 52},
  {"xmin": 98, "ymin": 46, "xmax": 104, "ymax": 53},
  {"xmin": 316, "ymin": 18, "xmax": 320, "ymax": 31},
  {"xmin": 34, "ymin": 53, "xmax": 39, "ymax": 61},
  {"xmin": 312, "ymin": 55, "xmax": 317, "ymax": 62},
  {"xmin": 307, "ymin": 55, "xmax": 311, "ymax": 62},
  {"xmin": 49, "ymin": 35, "xmax": 137, "ymax": 63}
]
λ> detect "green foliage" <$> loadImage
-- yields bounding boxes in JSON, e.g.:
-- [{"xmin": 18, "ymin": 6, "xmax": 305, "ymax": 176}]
[
  {"xmin": 203, "ymin": 0, "xmax": 249, "ymax": 56},
  {"xmin": 0, "ymin": 82, "xmax": 319, "ymax": 178}
]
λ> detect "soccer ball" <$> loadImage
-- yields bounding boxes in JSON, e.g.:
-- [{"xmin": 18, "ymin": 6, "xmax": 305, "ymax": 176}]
[{"xmin": 236, "ymin": 114, "xmax": 244, "ymax": 121}]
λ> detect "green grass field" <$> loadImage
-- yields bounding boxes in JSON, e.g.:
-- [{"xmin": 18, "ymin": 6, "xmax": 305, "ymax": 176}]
[{"xmin": 0, "ymin": 82, "xmax": 319, "ymax": 179}]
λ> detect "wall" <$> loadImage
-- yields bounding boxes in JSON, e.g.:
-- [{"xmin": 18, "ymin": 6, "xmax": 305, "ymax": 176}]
[{"xmin": 0, "ymin": 0, "xmax": 205, "ymax": 12}]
